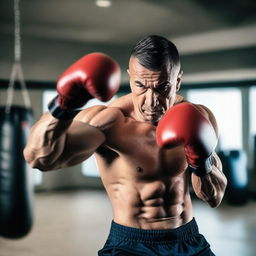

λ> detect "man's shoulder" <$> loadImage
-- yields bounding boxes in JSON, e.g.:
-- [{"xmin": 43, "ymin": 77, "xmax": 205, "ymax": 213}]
[
  {"xmin": 174, "ymin": 94, "xmax": 187, "ymax": 105},
  {"xmin": 74, "ymin": 103, "xmax": 126, "ymax": 132},
  {"xmin": 108, "ymin": 93, "xmax": 133, "ymax": 116}
]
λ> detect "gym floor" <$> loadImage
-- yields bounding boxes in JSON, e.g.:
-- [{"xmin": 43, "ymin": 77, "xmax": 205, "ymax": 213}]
[{"xmin": 0, "ymin": 189, "xmax": 255, "ymax": 256}]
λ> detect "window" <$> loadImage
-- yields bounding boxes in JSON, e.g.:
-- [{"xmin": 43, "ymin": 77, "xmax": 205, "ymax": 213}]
[
  {"xmin": 43, "ymin": 90, "xmax": 117, "ymax": 178},
  {"xmin": 43, "ymin": 91, "xmax": 56, "ymax": 113},
  {"xmin": 187, "ymin": 88, "xmax": 242, "ymax": 150},
  {"xmin": 250, "ymin": 87, "xmax": 256, "ymax": 135},
  {"xmin": 249, "ymin": 87, "xmax": 256, "ymax": 167}
]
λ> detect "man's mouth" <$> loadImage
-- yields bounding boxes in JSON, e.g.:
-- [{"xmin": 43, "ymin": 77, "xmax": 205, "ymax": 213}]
[
  {"xmin": 143, "ymin": 108, "xmax": 163, "ymax": 115},
  {"xmin": 144, "ymin": 111, "xmax": 161, "ymax": 116}
]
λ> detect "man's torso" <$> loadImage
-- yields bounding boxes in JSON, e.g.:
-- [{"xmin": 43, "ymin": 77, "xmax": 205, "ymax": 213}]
[{"xmin": 87, "ymin": 94, "xmax": 194, "ymax": 229}]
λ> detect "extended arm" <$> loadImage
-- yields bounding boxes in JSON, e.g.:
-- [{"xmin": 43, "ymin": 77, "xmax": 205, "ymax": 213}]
[
  {"xmin": 23, "ymin": 53, "xmax": 120, "ymax": 171},
  {"xmin": 23, "ymin": 107, "xmax": 106, "ymax": 171}
]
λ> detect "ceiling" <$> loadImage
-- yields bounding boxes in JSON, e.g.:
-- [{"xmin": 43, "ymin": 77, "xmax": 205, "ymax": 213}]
[{"xmin": 0, "ymin": 0, "xmax": 256, "ymax": 85}]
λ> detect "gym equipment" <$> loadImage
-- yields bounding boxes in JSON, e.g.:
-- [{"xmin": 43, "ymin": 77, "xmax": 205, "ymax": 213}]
[
  {"xmin": 0, "ymin": 0, "xmax": 34, "ymax": 238},
  {"xmin": 218, "ymin": 150, "xmax": 249, "ymax": 205},
  {"xmin": 0, "ymin": 106, "xmax": 34, "ymax": 238}
]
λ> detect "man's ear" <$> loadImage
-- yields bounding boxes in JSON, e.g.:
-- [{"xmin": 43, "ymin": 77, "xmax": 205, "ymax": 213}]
[
  {"xmin": 176, "ymin": 70, "xmax": 183, "ymax": 91},
  {"xmin": 127, "ymin": 69, "xmax": 130, "ymax": 76}
]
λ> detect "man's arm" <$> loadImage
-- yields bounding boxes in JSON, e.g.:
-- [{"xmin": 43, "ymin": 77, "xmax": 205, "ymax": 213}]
[
  {"xmin": 23, "ymin": 106, "xmax": 106, "ymax": 171},
  {"xmin": 190, "ymin": 104, "xmax": 227, "ymax": 208},
  {"xmin": 156, "ymin": 102, "xmax": 227, "ymax": 208},
  {"xmin": 191, "ymin": 151, "xmax": 227, "ymax": 208},
  {"xmin": 23, "ymin": 52, "xmax": 121, "ymax": 171}
]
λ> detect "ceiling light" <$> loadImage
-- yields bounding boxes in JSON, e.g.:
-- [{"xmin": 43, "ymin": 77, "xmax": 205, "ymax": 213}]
[{"xmin": 96, "ymin": 0, "xmax": 112, "ymax": 8}]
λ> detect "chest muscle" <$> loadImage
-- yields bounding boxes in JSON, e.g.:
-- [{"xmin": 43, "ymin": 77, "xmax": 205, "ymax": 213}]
[{"xmin": 99, "ymin": 119, "xmax": 188, "ymax": 180}]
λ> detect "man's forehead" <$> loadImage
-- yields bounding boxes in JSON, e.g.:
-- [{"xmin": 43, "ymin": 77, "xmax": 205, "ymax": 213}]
[{"xmin": 128, "ymin": 57, "xmax": 169, "ymax": 80}]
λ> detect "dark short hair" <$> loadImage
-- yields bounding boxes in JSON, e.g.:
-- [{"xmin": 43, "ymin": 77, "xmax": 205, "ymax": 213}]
[{"xmin": 130, "ymin": 35, "xmax": 181, "ymax": 72}]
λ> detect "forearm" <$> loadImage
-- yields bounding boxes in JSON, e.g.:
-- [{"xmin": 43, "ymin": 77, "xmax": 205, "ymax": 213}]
[
  {"xmin": 23, "ymin": 112, "xmax": 73, "ymax": 170},
  {"xmin": 191, "ymin": 153, "xmax": 227, "ymax": 208},
  {"xmin": 23, "ymin": 111, "xmax": 106, "ymax": 171}
]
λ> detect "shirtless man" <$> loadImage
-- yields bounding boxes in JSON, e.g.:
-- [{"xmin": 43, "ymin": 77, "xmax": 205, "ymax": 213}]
[{"xmin": 24, "ymin": 35, "xmax": 227, "ymax": 256}]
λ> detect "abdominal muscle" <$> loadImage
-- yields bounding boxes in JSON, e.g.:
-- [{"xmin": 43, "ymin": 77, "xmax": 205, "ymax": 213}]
[{"xmin": 106, "ymin": 174, "xmax": 194, "ymax": 230}]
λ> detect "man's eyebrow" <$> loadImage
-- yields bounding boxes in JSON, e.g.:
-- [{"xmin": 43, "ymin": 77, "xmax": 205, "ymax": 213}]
[{"xmin": 134, "ymin": 80, "xmax": 170, "ymax": 87}]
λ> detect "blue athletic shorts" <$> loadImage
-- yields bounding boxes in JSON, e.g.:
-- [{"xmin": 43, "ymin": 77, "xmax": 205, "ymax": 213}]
[{"xmin": 98, "ymin": 218, "xmax": 216, "ymax": 256}]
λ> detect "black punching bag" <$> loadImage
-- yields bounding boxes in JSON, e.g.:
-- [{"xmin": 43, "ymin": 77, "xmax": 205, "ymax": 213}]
[
  {"xmin": 0, "ymin": 105, "xmax": 34, "ymax": 238},
  {"xmin": 219, "ymin": 150, "xmax": 249, "ymax": 205}
]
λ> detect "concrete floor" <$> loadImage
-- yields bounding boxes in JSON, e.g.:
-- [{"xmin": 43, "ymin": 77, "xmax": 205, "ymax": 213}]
[{"xmin": 0, "ymin": 190, "xmax": 255, "ymax": 256}]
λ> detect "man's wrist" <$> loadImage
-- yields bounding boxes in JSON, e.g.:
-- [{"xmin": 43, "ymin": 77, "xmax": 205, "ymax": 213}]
[
  {"xmin": 189, "ymin": 154, "xmax": 214, "ymax": 177},
  {"xmin": 48, "ymin": 95, "xmax": 80, "ymax": 120}
]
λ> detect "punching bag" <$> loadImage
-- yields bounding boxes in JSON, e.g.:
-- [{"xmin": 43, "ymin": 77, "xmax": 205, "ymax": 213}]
[
  {"xmin": 0, "ymin": 105, "xmax": 34, "ymax": 238},
  {"xmin": 0, "ymin": 0, "xmax": 34, "ymax": 239},
  {"xmin": 219, "ymin": 150, "xmax": 249, "ymax": 205}
]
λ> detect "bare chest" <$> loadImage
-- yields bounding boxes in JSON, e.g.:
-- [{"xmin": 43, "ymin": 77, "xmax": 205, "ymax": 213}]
[{"xmin": 98, "ymin": 119, "xmax": 188, "ymax": 180}]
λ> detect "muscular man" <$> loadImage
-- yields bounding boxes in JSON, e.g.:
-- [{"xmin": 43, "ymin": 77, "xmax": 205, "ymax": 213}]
[{"xmin": 24, "ymin": 35, "xmax": 227, "ymax": 256}]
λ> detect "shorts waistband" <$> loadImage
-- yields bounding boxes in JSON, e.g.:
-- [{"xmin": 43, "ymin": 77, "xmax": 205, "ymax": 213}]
[{"xmin": 109, "ymin": 218, "xmax": 199, "ymax": 244}]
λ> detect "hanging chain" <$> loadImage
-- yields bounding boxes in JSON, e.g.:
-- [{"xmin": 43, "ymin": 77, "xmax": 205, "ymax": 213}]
[
  {"xmin": 14, "ymin": 0, "xmax": 21, "ymax": 62},
  {"xmin": 6, "ymin": 0, "xmax": 31, "ymax": 114}
]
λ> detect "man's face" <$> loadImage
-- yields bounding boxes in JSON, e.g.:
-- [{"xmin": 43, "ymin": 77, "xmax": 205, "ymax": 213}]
[{"xmin": 128, "ymin": 57, "xmax": 181, "ymax": 125}]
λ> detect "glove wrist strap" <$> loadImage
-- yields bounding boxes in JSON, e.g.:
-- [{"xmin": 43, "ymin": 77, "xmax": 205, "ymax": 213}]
[
  {"xmin": 48, "ymin": 95, "xmax": 80, "ymax": 120},
  {"xmin": 189, "ymin": 154, "xmax": 214, "ymax": 177}
]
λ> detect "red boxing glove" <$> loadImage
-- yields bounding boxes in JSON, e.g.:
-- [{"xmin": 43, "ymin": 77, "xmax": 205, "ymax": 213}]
[
  {"xmin": 156, "ymin": 103, "xmax": 217, "ymax": 176},
  {"xmin": 48, "ymin": 52, "xmax": 121, "ymax": 119}
]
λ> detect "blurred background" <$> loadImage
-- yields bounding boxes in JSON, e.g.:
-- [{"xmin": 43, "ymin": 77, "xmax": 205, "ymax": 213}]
[{"xmin": 0, "ymin": 0, "xmax": 256, "ymax": 255}]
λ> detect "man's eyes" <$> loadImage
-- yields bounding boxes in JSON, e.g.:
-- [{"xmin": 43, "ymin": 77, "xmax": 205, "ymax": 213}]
[
  {"xmin": 134, "ymin": 82, "xmax": 170, "ymax": 91},
  {"xmin": 135, "ymin": 82, "xmax": 144, "ymax": 88}
]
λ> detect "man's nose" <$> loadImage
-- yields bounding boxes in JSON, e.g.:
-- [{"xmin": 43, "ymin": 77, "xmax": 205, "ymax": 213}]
[{"xmin": 145, "ymin": 88, "xmax": 159, "ymax": 107}]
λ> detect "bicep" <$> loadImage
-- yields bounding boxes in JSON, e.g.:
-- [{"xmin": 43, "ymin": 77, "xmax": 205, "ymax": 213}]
[
  {"xmin": 55, "ymin": 120, "xmax": 106, "ymax": 168},
  {"xmin": 55, "ymin": 105, "xmax": 124, "ymax": 168},
  {"xmin": 67, "ymin": 120, "xmax": 105, "ymax": 153}
]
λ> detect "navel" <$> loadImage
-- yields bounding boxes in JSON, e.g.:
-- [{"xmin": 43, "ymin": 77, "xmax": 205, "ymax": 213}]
[{"xmin": 136, "ymin": 166, "xmax": 143, "ymax": 173}]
